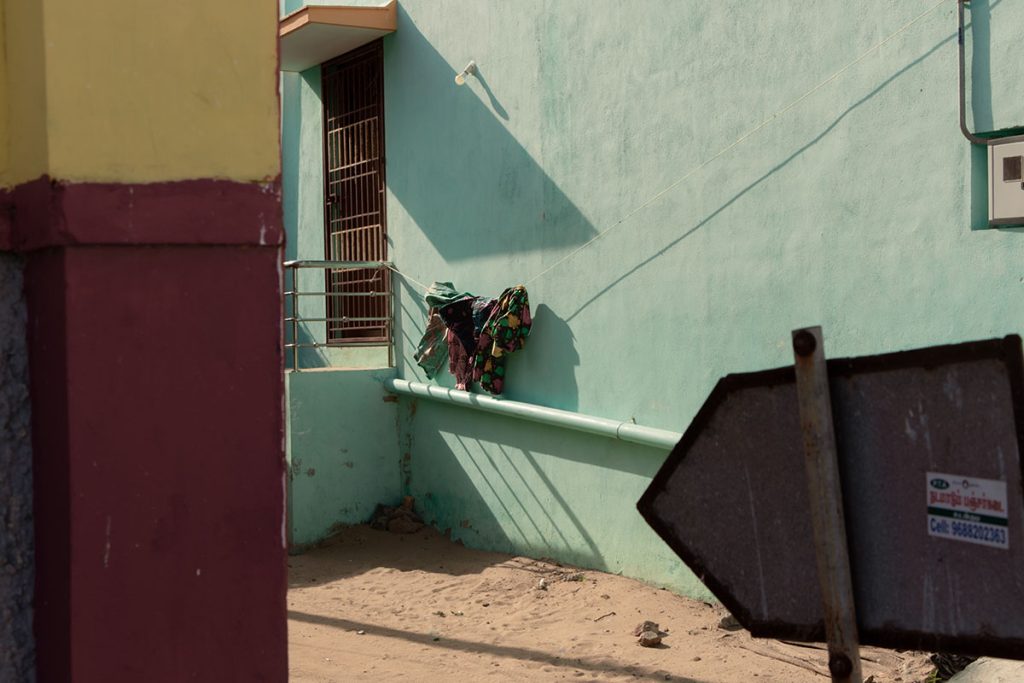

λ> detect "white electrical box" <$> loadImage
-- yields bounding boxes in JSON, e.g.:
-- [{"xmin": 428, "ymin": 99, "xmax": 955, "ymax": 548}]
[{"xmin": 989, "ymin": 140, "xmax": 1024, "ymax": 227}]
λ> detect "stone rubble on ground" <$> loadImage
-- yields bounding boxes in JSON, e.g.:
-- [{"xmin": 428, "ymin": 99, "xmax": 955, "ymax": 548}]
[
  {"xmin": 717, "ymin": 614, "xmax": 743, "ymax": 631},
  {"xmin": 369, "ymin": 496, "xmax": 424, "ymax": 534},
  {"xmin": 633, "ymin": 620, "xmax": 666, "ymax": 648},
  {"xmin": 638, "ymin": 630, "xmax": 662, "ymax": 647}
]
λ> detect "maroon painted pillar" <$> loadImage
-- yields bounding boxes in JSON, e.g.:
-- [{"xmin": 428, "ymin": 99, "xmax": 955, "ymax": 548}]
[{"xmin": 11, "ymin": 179, "xmax": 288, "ymax": 680}]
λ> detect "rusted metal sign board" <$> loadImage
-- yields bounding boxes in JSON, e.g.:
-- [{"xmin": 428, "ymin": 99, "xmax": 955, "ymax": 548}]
[{"xmin": 638, "ymin": 336, "xmax": 1024, "ymax": 659}]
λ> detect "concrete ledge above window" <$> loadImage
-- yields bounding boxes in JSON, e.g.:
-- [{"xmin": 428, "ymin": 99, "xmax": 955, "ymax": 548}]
[{"xmin": 279, "ymin": 1, "xmax": 396, "ymax": 72}]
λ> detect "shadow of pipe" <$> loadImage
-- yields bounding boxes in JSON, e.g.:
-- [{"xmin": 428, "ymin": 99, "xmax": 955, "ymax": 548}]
[
  {"xmin": 453, "ymin": 433, "xmax": 537, "ymax": 546},
  {"xmin": 515, "ymin": 446, "xmax": 604, "ymax": 562},
  {"xmin": 406, "ymin": 400, "xmax": 671, "ymax": 578}
]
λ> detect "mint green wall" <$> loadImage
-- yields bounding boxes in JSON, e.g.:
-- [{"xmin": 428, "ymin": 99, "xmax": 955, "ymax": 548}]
[
  {"xmin": 406, "ymin": 400, "xmax": 713, "ymax": 597},
  {"xmin": 384, "ymin": 0, "xmax": 1024, "ymax": 425},
  {"xmin": 286, "ymin": 369, "xmax": 400, "ymax": 547},
  {"xmin": 281, "ymin": 0, "xmax": 1024, "ymax": 595}
]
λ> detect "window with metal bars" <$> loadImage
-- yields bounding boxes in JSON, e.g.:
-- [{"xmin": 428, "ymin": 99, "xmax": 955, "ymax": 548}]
[{"xmin": 322, "ymin": 40, "xmax": 390, "ymax": 344}]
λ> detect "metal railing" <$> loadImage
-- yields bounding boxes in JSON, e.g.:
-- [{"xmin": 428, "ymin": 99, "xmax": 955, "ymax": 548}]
[{"xmin": 284, "ymin": 260, "xmax": 393, "ymax": 371}]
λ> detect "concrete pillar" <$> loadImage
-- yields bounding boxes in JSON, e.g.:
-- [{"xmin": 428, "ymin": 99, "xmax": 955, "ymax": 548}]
[{"xmin": 1, "ymin": 0, "xmax": 288, "ymax": 679}]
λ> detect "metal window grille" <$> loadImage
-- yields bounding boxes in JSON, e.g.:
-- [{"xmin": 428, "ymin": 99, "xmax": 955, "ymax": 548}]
[{"xmin": 321, "ymin": 40, "xmax": 389, "ymax": 343}]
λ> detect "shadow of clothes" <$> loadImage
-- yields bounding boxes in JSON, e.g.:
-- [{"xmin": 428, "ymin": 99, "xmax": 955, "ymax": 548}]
[
  {"xmin": 504, "ymin": 303, "xmax": 580, "ymax": 412},
  {"xmin": 566, "ymin": 29, "xmax": 957, "ymax": 322},
  {"xmin": 384, "ymin": 8, "xmax": 597, "ymax": 261},
  {"xmin": 287, "ymin": 611, "xmax": 700, "ymax": 682}
]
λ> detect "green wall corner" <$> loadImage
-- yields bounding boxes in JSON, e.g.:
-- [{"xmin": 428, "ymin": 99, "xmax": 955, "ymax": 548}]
[{"xmin": 286, "ymin": 368, "xmax": 401, "ymax": 548}]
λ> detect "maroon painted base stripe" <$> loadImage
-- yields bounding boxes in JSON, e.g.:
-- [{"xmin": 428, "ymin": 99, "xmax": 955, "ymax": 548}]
[{"xmin": 0, "ymin": 176, "xmax": 283, "ymax": 251}]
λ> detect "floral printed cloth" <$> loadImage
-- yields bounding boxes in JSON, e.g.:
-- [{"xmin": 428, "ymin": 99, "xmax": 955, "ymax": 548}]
[{"xmin": 472, "ymin": 285, "xmax": 532, "ymax": 395}]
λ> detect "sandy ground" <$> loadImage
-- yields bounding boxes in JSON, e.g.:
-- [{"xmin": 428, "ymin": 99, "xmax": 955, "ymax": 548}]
[{"xmin": 288, "ymin": 526, "xmax": 933, "ymax": 682}]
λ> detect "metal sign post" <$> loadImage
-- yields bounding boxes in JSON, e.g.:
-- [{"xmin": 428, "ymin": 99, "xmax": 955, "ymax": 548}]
[{"xmin": 793, "ymin": 327, "xmax": 862, "ymax": 683}]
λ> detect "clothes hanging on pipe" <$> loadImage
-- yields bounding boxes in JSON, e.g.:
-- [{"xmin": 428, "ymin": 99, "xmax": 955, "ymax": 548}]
[
  {"xmin": 472, "ymin": 297, "xmax": 498, "ymax": 333},
  {"xmin": 473, "ymin": 286, "xmax": 531, "ymax": 395},
  {"xmin": 446, "ymin": 328, "xmax": 473, "ymax": 391},
  {"xmin": 437, "ymin": 298, "xmax": 477, "ymax": 359},
  {"xmin": 424, "ymin": 281, "xmax": 473, "ymax": 309},
  {"xmin": 414, "ymin": 312, "xmax": 448, "ymax": 380},
  {"xmin": 414, "ymin": 281, "xmax": 533, "ymax": 396}
]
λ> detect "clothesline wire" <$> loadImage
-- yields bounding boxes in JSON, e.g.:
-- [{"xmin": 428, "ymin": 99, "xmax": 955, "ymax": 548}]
[
  {"xmin": 384, "ymin": 263, "xmax": 431, "ymax": 291},
  {"xmin": 384, "ymin": 0, "xmax": 946, "ymax": 293},
  {"xmin": 520, "ymin": 0, "xmax": 947, "ymax": 286}
]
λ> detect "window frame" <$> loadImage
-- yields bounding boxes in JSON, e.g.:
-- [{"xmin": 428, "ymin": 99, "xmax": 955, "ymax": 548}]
[{"xmin": 320, "ymin": 39, "xmax": 390, "ymax": 346}]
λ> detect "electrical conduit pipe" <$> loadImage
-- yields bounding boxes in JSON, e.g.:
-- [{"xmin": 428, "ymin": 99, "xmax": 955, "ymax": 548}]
[{"xmin": 384, "ymin": 379, "xmax": 682, "ymax": 450}]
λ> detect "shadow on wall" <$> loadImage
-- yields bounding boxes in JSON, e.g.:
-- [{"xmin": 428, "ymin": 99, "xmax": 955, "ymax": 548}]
[
  {"xmin": 966, "ymin": 0, "xmax": 1020, "ymax": 231},
  {"xmin": 968, "ymin": 0, "xmax": 992, "ymax": 230},
  {"xmin": 281, "ymin": 67, "xmax": 332, "ymax": 369},
  {"xmin": 407, "ymin": 401, "xmax": 685, "ymax": 583},
  {"xmin": 394, "ymin": 287, "xmax": 581, "ymax": 410},
  {"xmin": 286, "ymin": 322, "xmax": 330, "ymax": 370},
  {"xmin": 968, "ymin": 0, "xmax": 994, "ymax": 135},
  {"xmin": 430, "ymin": 430, "xmax": 609, "ymax": 570},
  {"xmin": 281, "ymin": 71, "xmax": 300, "ymax": 263},
  {"xmin": 384, "ymin": 8, "xmax": 598, "ymax": 261},
  {"xmin": 282, "ymin": 67, "xmax": 327, "ymax": 263},
  {"xmin": 506, "ymin": 304, "xmax": 580, "ymax": 412}
]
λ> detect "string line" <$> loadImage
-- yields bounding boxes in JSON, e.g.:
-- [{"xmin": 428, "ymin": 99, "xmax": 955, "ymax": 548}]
[
  {"xmin": 384, "ymin": 263, "xmax": 431, "ymax": 291},
  {"xmin": 520, "ymin": 0, "xmax": 947, "ymax": 286}
]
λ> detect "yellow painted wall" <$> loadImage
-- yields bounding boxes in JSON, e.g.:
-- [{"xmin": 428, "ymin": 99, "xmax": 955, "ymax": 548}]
[
  {"xmin": 1, "ymin": 0, "xmax": 50, "ymax": 188},
  {"xmin": 0, "ymin": 0, "xmax": 7, "ymax": 181},
  {"xmin": 2, "ymin": 0, "xmax": 280, "ymax": 187},
  {"xmin": 43, "ymin": 0, "xmax": 280, "ymax": 183}
]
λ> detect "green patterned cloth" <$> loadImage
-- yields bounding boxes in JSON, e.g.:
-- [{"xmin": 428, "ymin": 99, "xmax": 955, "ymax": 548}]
[
  {"xmin": 472, "ymin": 285, "xmax": 532, "ymax": 395},
  {"xmin": 414, "ymin": 312, "xmax": 449, "ymax": 379}
]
